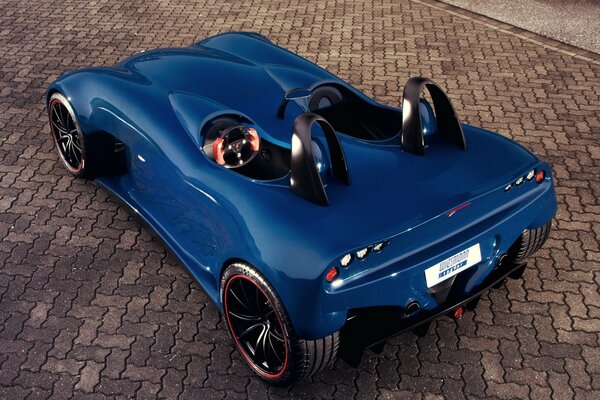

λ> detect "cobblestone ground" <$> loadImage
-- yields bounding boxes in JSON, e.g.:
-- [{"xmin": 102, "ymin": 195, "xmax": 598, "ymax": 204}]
[{"xmin": 1, "ymin": 0, "xmax": 599, "ymax": 399}]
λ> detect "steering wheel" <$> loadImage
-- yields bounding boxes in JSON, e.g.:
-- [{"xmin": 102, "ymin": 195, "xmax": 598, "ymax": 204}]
[{"xmin": 212, "ymin": 125, "xmax": 260, "ymax": 168}]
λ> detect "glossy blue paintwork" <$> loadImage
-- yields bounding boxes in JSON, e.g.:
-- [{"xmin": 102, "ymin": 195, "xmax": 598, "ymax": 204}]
[{"xmin": 46, "ymin": 32, "xmax": 557, "ymax": 339}]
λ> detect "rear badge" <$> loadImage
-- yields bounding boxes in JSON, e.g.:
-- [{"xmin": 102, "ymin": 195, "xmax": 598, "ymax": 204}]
[
  {"xmin": 425, "ymin": 244, "xmax": 482, "ymax": 288},
  {"xmin": 504, "ymin": 184, "xmax": 512, "ymax": 192}
]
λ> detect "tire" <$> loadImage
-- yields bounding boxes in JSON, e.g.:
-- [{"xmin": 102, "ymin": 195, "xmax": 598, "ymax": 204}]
[
  {"xmin": 508, "ymin": 221, "xmax": 552, "ymax": 264},
  {"xmin": 221, "ymin": 262, "xmax": 339, "ymax": 385}
]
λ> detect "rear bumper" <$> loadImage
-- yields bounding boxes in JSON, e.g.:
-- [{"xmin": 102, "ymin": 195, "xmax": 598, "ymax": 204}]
[
  {"xmin": 338, "ymin": 260, "xmax": 527, "ymax": 366},
  {"xmin": 290, "ymin": 175, "xmax": 556, "ymax": 340}
]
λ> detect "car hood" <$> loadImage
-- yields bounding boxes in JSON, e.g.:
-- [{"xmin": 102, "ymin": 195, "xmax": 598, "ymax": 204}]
[{"xmin": 116, "ymin": 46, "xmax": 336, "ymax": 148}]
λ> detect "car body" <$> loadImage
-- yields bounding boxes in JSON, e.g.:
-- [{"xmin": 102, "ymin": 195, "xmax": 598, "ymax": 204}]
[{"xmin": 46, "ymin": 32, "xmax": 557, "ymax": 381}]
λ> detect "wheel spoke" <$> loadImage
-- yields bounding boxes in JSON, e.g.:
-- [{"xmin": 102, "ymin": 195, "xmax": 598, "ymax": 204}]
[
  {"xmin": 53, "ymin": 106, "xmax": 64, "ymax": 127},
  {"xmin": 259, "ymin": 326, "xmax": 270, "ymax": 368},
  {"xmin": 60, "ymin": 105, "xmax": 69, "ymax": 130},
  {"xmin": 73, "ymin": 146, "xmax": 81, "ymax": 165},
  {"xmin": 241, "ymin": 279, "xmax": 258, "ymax": 309},
  {"xmin": 250, "ymin": 325, "xmax": 267, "ymax": 362},
  {"xmin": 66, "ymin": 115, "xmax": 76, "ymax": 134},
  {"xmin": 71, "ymin": 141, "xmax": 82, "ymax": 153},
  {"xmin": 68, "ymin": 140, "xmax": 80, "ymax": 165},
  {"xmin": 228, "ymin": 310, "xmax": 261, "ymax": 322},
  {"xmin": 65, "ymin": 140, "xmax": 75, "ymax": 163},
  {"xmin": 269, "ymin": 329, "xmax": 284, "ymax": 342},
  {"xmin": 52, "ymin": 120, "xmax": 66, "ymax": 134},
  {"xmin": 254, "ymin": 285, "xmax": 266, "ymax": 315},
  {"xmin": 266, "ymin": 328, "xmax": 284, "ymax": 365},
  {"xmin": 230, "ymin": 281, "xmax": 253, "ymax": 312},
  {"xmin": 70, "ymin": 128, "xmax": 81, "ymax": 145},
  {"xmin": 238, "ymin": 322, "xmax": 263, "ymax": 340}
]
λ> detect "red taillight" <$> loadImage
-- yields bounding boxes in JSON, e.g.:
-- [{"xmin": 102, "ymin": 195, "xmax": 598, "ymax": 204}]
[
  {"xmin": 453, "ymin": 306, "xmax": 464, "ymax": 320},
  {"xmin": 535, "ymin": 170, "xmax": 546, "ymax": 183},
  {"xmin": 325, "ymin": 267, "xmax": 339, "ymax": 282}
]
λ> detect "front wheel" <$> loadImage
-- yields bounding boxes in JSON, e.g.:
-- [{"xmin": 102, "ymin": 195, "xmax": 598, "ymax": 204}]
[
  {"xmin": 221, "ymin": 263, "xmax": 339, "ymax": 385},
  {"xmin": 48, "ymin": 92, "xmax": 92, "ymax": 178}
]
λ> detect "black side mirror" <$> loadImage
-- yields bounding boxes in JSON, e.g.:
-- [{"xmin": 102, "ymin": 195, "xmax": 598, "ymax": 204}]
[{"xmin": 278, "ymin": 88, "xmax": 312, "ymax": 119}]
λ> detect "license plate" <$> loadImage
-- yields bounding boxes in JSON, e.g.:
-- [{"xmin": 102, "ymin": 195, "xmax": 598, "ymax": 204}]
[{"xmin": 425, "ymin": 243, "xmax": 482, "ymax": 288}]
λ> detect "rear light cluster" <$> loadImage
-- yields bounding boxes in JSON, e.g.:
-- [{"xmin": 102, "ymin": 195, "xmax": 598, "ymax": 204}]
[
  {"xmin": 505, "ymin": 168, "xmax": 546, "ymax": 192},
  {"xmin": 535, "ymin": 170, "xmax": 546, "ymax": 183},
  {"xmin": 325, "ymin": 267, "xmax": 339, "ymax": 282},
  {"xmin": 325, "ymin": 240, "xmax": 390, "ymax": 283}
]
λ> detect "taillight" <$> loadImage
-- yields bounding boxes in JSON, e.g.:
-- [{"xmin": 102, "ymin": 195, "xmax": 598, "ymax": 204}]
[
  {"xmin": 535, "ymin": 170, "xmax": 546, "ymax": 183},
  {"xmin": 526, "ymin": 169, "xmax": 536, "ymax": 181},
  {"xmin": 356, "ymin": 247, "xmax": 370, "ymax": 260},
  {"xmin": 373, "ymin": 241, "xmax": 388, "ymax": 252},
  {"xmin": 340, "ymin": 254, "xmax": 353, "ymax": 268},
  {"xmin": 325, "ymin": 267, "xmax": 339, "ymax": 282}
]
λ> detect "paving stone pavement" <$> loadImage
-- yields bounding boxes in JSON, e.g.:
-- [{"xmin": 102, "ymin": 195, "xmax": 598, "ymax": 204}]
[{"xmin": 1, "ymin": 0, "xmax": 599, "ymax": 399}]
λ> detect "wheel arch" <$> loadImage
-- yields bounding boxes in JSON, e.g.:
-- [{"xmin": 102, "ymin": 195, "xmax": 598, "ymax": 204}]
[
  {"xmin": 218, "ymin": 257, "xmax": 279, "ymax": 306},
  {"xmin": 45, "ymin": 88, "xmax": 61, "ymax": 108},
  {"xmin": 46, "ymin": 85, "xmax": 127, "ymax": 177},
  {"xmin": 217, "ymin": 256, "xmax": 308, "ymax": 332}
]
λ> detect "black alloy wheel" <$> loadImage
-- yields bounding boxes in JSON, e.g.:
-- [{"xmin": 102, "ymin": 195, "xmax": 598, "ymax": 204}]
[
  {"xmin": 221, "ymin": 262, "xmax": 340, "ymax": 385},
  {"xmin": 48, "ymin": 93, "xmax": 85, "ymax": 174},
  {"xmin": 224, "ymin": 274, "xmax": 288, "ymax": 378}
]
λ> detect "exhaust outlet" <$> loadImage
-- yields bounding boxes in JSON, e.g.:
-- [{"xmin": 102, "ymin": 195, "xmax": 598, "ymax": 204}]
[
  {"xmin": 498, "ymin": 253, "xmax": 508, "ymax": 268},
  {"xmin": 404, "ymin": 300, "xmax": 420, "ymax": 317}
]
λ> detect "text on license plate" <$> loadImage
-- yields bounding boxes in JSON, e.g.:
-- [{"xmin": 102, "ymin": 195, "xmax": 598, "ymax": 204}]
[{"xmin": 424, "ymin": 243, "xmax": 482, "ymax": 288}]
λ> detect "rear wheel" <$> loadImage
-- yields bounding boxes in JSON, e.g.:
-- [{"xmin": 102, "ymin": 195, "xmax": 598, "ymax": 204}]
[
  {"xmin": 221, "ymin": 263, "xmax": 339, "ymax": 385},
  {"xmin": 508, "ymin": 221, "xmax": 552, "ymax": 264}
]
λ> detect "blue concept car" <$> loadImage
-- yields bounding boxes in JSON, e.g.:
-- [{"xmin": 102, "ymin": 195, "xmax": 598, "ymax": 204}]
[{"xmin": 46, "ymin": 32, "xmax": 557, "ymax": 384}]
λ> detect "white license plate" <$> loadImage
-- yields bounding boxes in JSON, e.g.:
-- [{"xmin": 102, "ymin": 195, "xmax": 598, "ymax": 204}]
[{"xmin": 425, "ymin": 243, "xmax": 482, "ymax": 288}]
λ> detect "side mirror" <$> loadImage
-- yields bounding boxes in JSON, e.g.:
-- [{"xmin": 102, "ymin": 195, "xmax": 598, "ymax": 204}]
[
  {"xmin": 278, "ymin": 88, "xmax": 312, "ymax": 119},
  {"xmin": 285, "ymin": 88, "xmax": 312, "ymax": 100}
]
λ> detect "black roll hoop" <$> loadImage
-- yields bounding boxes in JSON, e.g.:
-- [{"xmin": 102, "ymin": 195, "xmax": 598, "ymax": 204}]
[
  {"xmin": 290, "ymin": 113, "xmax": 350, "ymax": 206},
  {"xmin": 401, "ymin": 77, "xmax": 467, "ymax": 155}
]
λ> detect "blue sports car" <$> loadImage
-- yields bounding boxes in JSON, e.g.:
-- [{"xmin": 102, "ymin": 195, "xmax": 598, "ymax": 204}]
[{"xmin": 46, "ymin": 32, "xmax": 557, "ymax": 385}]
